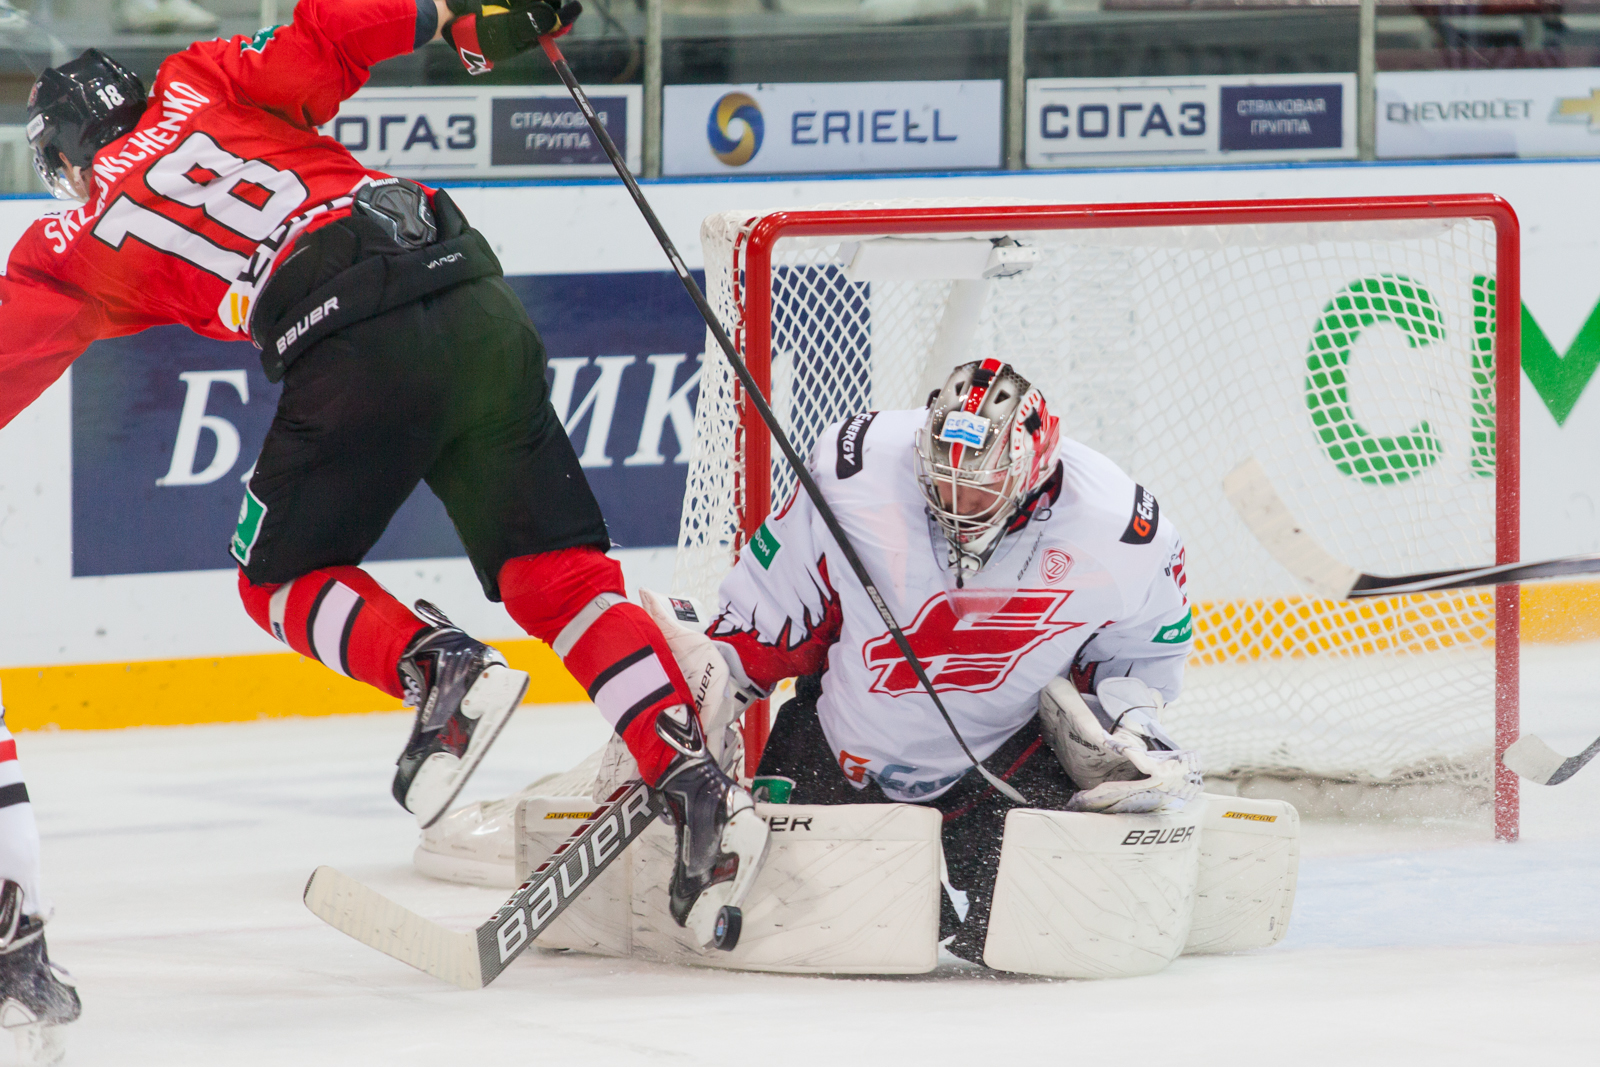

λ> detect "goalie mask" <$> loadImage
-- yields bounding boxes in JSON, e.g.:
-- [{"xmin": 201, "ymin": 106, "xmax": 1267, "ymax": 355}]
[
  {"xmin": 915, "ymin": 359, "xmax": 1061, "ymax": 576},
  {"xmin": 26, "ymin": 49, "xmax": 146, "ymax": 202}
]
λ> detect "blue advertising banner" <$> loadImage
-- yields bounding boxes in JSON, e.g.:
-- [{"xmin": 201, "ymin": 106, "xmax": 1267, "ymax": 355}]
[
  {"xmin": 1218, "ymin": 84, "xmax": 1343, "ymax": 152},
  {"xmin": 71, "ymin": 271, "xmax": 706, "ymax": 578}
]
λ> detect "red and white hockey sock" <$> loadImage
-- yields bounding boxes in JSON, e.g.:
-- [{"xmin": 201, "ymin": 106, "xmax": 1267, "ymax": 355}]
[
  {"xmin": 500, "ymin": 547, "xmax": 691, "ymax": 786},
  {"xmin": 238, "ymin": 567, "xmax": 427, "ymax": 701},
  {"xmin": 0, "ymin": 707, "xmax": 43, "ymax": 916}
]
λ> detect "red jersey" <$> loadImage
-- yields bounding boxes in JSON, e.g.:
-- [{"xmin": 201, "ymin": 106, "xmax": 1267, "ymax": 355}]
[{"xmin": 0, "ymin": 0, "xmax": 426, "ymax": 429}]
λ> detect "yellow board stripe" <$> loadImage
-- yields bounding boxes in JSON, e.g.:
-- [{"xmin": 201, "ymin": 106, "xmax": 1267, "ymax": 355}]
[
  {"xmin": 0, "ymin": 581, "xmax": 1594, "ymax": 733},
  {"xmin": 0, "ymin": 639, "xmax": 585, "ymax": 733}
]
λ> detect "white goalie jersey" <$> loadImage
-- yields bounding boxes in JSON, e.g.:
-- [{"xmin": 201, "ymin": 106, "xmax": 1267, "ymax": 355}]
[{"xmin": 710, "ymin": 407, "xmax": 1195, "ymax": 803}]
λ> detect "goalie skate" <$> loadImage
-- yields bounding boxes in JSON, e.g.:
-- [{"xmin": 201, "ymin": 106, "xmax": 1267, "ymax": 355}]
[
  {"xmin": 652, "ymin": 705, "xmax": 770, "ymax": 948},
  {"xmin": 393, "ymin": 600, "xmax": 528, "ymax": 828}
]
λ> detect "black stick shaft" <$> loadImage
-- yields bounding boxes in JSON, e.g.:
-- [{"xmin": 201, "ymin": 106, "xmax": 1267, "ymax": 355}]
[{"xmin": 538, "ymin": 39, "xmax": 1025, "ymax": 804}]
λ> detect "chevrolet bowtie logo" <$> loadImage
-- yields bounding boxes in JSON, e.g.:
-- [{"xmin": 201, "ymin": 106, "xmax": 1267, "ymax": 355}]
[{"xmin": 1552, "ymin": 89, "xmax": 1600, "ymax": 129}]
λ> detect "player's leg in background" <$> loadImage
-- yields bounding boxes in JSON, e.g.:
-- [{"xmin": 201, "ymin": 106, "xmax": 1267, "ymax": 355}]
[
  {"xmin": 0, "ymin": 686, "xmax": 80, "ymax": 1059},
  {"xmin": 936, "ymin": 716, "xmax": 1076, "ymax": 965},
  {"xmin": 426, "ymin": 276, "xmax": 767, "ymax": 937},
  {"xmin": 231, "ymin": 295, "xmax": 529, "ymax": 826}
]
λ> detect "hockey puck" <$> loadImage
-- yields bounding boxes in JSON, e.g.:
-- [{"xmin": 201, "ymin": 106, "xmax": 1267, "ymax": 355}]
[{"xmin": 713, "ymin": 905, "xmax": 742, "ymax": 951}]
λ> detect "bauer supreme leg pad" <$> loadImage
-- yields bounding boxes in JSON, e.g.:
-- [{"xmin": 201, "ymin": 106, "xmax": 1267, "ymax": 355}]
[
  {"xmin": 1183, "ymin": 794, "xmax": 1299, "ymax": 954},
  {"xmin": 539, "ymin": 803, "xmax": 943, "ymax": 974},
  {"xmin": 982, "ymin": 806, "xmax": 1203, "ymax": 978}
]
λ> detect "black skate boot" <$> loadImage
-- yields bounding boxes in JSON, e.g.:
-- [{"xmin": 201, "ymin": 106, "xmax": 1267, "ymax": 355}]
[
  {"xmin": 393, "ymin": 601, "xmax": 529, "ymax": 828},
  {"xmin": 652, "ymin": 704, "xmax": 770, "ymax": 950},
  {"xmin": 0, "ymin": 884, "xmax": 79, "ymax": 1067}
]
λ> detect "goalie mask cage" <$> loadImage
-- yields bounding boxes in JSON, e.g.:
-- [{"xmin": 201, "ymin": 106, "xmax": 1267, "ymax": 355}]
[{"xmin": 673, "ymin": 195, "xmax": 1521, "ymax": 841}]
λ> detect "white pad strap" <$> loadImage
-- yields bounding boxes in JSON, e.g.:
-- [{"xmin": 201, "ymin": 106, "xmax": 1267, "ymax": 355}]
[
  {"xmin": 552, "ymin": 593, "xmax": 627, "ymax": 659},
  {"xmin": 267, "ymin": 582, "xmax": 294, "ymax": 645}
]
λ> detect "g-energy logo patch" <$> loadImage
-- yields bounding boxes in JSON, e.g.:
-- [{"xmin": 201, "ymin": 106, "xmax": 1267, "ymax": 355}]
[
  {"xmin": 1120, "ymin": 484, "xmax": 1160, "ymax": 544},
  {"xmin": 836, "ymin": 411, "xmax": 876, "ymax": 479}
]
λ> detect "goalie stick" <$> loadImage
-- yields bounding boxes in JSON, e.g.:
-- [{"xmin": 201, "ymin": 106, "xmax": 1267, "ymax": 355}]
[
  {"xmin": 304, "ymin": 780, "xmax": 695, "ymax": 988},
  {"xmin": 1502, "ymin": 733, "xmax": 1600, "ymax": 786},
  {"xmin": 1223, "ymin": 458, "xmax": 1600, "ymax": 599},
  {"xmin": 534, "ymin": 36, "xmax": 1025, "ymax": 805}
]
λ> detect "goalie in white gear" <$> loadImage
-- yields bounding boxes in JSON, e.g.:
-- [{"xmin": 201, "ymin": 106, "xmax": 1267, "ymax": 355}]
[{"xmin": 707, "ymin": 359, "xmax": 1202, "ymax": 963}]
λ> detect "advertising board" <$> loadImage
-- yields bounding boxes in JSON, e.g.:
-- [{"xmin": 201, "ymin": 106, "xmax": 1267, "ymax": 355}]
[
  {"xmin": 320, "ymin": 84, "xmax": 641, "ymax": 179},
  {"xmin": 1378, "ymin": 68, "xmax": 1600, "ymax": 159},
  {"xmin": 71, "ymin": 273, "xmax": 704, "ymax": 579},
  {"xmin": 662, "ymin": 81, "xmax": 1001, "ymax": 176},
  {"xmin": 1026, "ymin": 74, "xmax": 1355, "ymax": 168}
]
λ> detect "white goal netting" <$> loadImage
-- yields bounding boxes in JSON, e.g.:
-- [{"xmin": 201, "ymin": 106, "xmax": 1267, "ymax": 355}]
[{"xmin": 674, "ymin": 198, "xmax": 1510, "ymax": 814}]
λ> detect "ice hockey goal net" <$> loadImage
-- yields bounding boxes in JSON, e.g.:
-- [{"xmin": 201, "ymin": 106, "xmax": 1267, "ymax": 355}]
[{"xmin": 673, "ymin": 196, "xmax": 1521, "ymax": 839}]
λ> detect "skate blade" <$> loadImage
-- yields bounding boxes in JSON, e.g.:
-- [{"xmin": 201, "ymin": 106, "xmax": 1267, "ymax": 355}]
[
  {"xmin": 684, "ymin": 806, "xmax": 771, "ymax": 947},
  {"xmin": 8, "ymin": 1022, "xmax": 65, "ymax": 1067},
  {"xmin": 408, "ymin": 665, "xmax": 530, "ymax": 829}
]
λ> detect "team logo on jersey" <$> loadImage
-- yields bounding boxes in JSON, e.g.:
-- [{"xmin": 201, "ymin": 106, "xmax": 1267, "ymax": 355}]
[
  {"xmin": 836, "ymin": 411, "xmax": 877, "ymax": 479},
  {"xmin": 1042, "ymin": 548, "xmax": 1072, "ymax": 584},
  {"xmin": 1120, "ymin": 484, "xmax": 1160, "ymax": 544},
  {"xmin": 862, "ymin": 590, "xmax": 1083, "ymax": 696}
]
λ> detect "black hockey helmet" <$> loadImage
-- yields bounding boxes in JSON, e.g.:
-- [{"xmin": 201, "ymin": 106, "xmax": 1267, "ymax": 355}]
[{"xmin": 26, "ymin": 49, "xmax": 146, "ymax": 200}]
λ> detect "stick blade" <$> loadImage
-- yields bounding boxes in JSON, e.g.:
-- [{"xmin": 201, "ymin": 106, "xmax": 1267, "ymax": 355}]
[
  {"xmin": 1223, "ymin": 458, "xmax": 1361, "ymax": 600},
  {"xmin": 303, "ymin": 866, "xmax": 483, "ymax": 989},
  {"xmin": 1501, "ymin": 735, "xmax": 1566, "ymax": 785}
]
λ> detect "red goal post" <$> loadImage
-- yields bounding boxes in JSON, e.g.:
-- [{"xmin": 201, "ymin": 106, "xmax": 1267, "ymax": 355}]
[{"xmin": 681, "ymin": 195, "xmax": 1521, "ymax": 839}]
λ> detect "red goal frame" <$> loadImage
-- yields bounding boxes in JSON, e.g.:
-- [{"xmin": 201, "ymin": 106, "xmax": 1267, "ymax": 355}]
[{"xmin": 722, "ymin": 195, "xmax": 1521, "ymax": 841}]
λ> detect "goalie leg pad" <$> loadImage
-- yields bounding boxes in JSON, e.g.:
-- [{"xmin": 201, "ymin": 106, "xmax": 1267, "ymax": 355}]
[
  {"xmin": 982, "ymin": 807, "xmax": 1202, "ymax": 979},
  {"xmin": 514, "ymin": 794, "xmax": 634, "ymax": 958},
  {"xmin": 629, "ymin": 803, "xmax": 942, "ymax": 974},
  {"xmin": 1183, "ymin": 794, "xmax": 1299, "ymax": 955}
]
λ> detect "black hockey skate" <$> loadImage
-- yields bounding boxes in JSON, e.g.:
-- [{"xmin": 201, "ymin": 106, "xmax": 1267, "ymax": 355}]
[
  {"xmin": 653, "ymin": 704, "xmax": 770, "ymax": 950},
  {"xmin": 393, "ymin": 601, "xmax": 529, "ymax": 829},
  {"xmin": 0, "ymin": 884, "xmax": 79, "ymax": 1067}
]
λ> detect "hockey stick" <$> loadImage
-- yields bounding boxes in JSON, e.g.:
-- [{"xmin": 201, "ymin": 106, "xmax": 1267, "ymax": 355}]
[
  {"xmin": 1502, "ymin": 733, "xmax": 1600, "ymax": 786},
  {"xmin": 1224, "ymin": 458, "xmax": 1600, "ymax": 599},
  {"xmin": 304, "ymin": 779, "xmax": 671, "ymax": 988},
  {"xmin": 536, "ymin": 37, "xmax": 1026, "ymax": 805}
]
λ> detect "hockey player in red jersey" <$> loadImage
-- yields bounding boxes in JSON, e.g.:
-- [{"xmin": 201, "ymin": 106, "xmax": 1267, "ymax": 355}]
[
  {"xmin": 0, "ymin": 0, "xmax": 766, "ymax": 960},
  {"xmin": 700, "ymin": 360, "xmax": 1203, "ymax": 963}
]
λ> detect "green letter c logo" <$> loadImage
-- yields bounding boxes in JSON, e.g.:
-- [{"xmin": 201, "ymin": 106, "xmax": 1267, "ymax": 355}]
[{"xmin": 1305, "ymin": 275, "xmax": 1445, "ymax": 485}]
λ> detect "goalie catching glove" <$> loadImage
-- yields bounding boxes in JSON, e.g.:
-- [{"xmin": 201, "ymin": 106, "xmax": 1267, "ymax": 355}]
[
  {"xmin": 1039, "ymin": 676, "xmax": 1203, "ymax": 814},
  {"xmin": 443, "ymin": 0, "xmax": 582, "ymax": 75}
]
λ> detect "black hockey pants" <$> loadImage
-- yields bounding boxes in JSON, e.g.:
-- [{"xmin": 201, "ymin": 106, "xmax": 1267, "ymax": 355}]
[
  {"xmin": 231, "ymin": 210, "xmax": 609, "ymax": 600},
  {"xmin": 754, "ymin": 673, "xmax": 1079, "ymax": 966}
]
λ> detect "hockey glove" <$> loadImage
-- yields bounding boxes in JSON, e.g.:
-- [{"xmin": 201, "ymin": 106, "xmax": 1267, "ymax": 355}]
[
  {"xmin": 443, "ymin": 0, "xmax": 582, "ymax": 75},
  {"xmin": 1037, "ymin": 677, "xmax": 1203, "ymax": 814}
]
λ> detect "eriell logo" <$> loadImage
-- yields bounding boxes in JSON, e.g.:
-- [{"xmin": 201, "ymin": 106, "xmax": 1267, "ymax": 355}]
[{"xmin": 708, "ymin": 92, "xmax": 763, "ymax": 167}]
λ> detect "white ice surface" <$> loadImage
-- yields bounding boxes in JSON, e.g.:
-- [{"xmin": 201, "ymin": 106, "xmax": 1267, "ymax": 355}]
[{"xmin": 11, "ymin": 643, "xmax": 1600, "ymax": 1066}]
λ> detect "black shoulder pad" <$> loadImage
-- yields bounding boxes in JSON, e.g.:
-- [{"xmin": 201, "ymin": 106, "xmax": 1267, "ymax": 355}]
[
  {"xmin": 835, "ymin": 411, "xmax": 877, "ymax": 480},
  {"xmin": 1120, "ymin": 484, "xmax": 1160, "ymax": 544}
]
